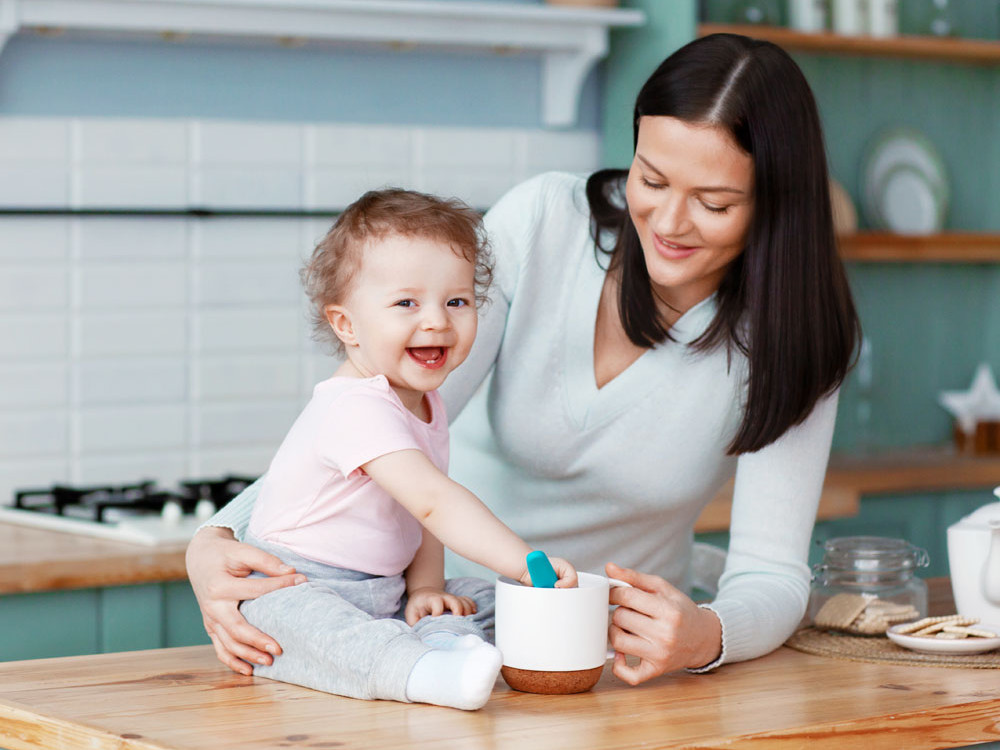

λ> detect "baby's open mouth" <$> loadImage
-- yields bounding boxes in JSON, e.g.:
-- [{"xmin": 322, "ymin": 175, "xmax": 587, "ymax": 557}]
[{"xmin": 407, "ymin": 347, "xmax": 447, "ymax": 369}]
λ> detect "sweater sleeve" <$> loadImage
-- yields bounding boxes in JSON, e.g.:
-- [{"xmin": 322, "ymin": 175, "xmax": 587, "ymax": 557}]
[
  {"xmin": 699, "ymin": 390, "xmax": 839, "ymax": 669},
  {"xmin": 199, "ymin": 476, "xmax": 261, "ymax": 541},
  {"xmin": 439, "ymin": 173, "xmax": 549, "ymax": 422}
]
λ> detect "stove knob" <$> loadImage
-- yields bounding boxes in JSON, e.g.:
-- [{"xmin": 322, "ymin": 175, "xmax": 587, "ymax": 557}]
[
  {"xmin": 195, "ymin": 499, "xmax": 217, "ymax": 522},
  {"xmin": 161, "ymin": 500, "xmax": 183, "ymax": 525}
]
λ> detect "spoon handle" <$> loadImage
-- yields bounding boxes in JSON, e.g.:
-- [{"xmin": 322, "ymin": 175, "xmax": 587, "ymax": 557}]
[{"xmin": 526, "ymin": 550, "xmax": 558, "ymax": 588}]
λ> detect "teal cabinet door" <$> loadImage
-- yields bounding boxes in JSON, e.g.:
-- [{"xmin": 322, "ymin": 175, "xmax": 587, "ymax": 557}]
[{"xmin": 0, "ymin": 581, "xmax": 209, "ymax": 662}]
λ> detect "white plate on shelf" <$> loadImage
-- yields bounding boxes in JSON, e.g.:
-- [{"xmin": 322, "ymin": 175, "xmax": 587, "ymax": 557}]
[
  {"xmin": 861, "ymin": 128, "xmax": 949, "ymax": 234},
  {"xmin": 887, "ymin": 622, "xmax": 1000, "ymax": 655}
]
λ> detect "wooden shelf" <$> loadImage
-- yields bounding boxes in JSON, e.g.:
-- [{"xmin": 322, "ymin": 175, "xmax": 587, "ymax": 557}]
[
  {"xmin": 696, "ymin": 444, "xmax": 1000, "ymax": 532},
  {"xmin": 838, "ymin": 231, "xmax": 1000, "ymax": 262},
  {"xmin": 698, "ymin": 23, "xmax": 1000, "ymax": 65}
]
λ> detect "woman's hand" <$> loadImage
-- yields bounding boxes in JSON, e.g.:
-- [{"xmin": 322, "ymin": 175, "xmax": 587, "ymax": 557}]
[
  {"xmin": 404, "ymin": 587, "xmax": 477, "ymax": 626},
  {"xmin": 185, "ymin": 526, "xmax": 306, "ymax": 675},
  {"xmin": 606, "ymin": 562, "xmax": 722, "ymax": 685}
]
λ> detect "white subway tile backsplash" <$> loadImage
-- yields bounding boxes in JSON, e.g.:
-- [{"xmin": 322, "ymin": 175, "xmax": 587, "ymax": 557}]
[
  {"xmin": 74, "ymin": 166, "xmax": 189, "ymax": 208},
  {"xmin": 75, "ymin": 119, "xmax": 188, "ymax": 164},
  {"xmin": 0, "ymin": 459, "xmax": 69, "ymax": 505},
  {"xmin": 193, "ymin": 122, "xmax": 303, "ymax": 165},
  {"xmin": 0, "ymin": 119, "xmax": 70, "ymax": 162},
  {"xmin": 523, "ymin": 131, "xmax": 600, "ymax": 175},
  {"xmin": 416, "ymin": 128, "xmax": 519, "ymax": 168},
  {"xmin": 196, "ymin": 260, "xmax": 300, "ymax": 307},
  {"xmin": 306, "ymin": 167, "xmax": 414, "ymax": 210},
  {"xmin": 0, "ymin": 266, "xmax": 69, "ymax": 311},
  {"xmin": 0, "ymin": 364, "xmax": 69, "ymax": 408},
  {"xmin": 196, "ymin": 218, "xmax": 304, "ymax": 259},
  {"xmin": 195, "ymin": 355, "xmax": 300, "ymax": 401},
  {"xmin": 192, "ymin": 448, "xmax": 271, "ymax": 479},
  {"xmin": 77, "ymin": 311, "xmax": 187, "ymax": 356},
  {"xmin": 0, "ymin": 167, "xmax": 70, "ymax": 207},
  {"xmin": 76, "ymin": 453, "xmax": 189, "ymax": 489},
  {"xmin": 78, "ymin": 405, "xmax": 186, "ymax": 453},
  {"xmin": 0, "ymin": 115, "xmax": 599, "ymax": 488},
  {"xmin": 193, "ymin": 167, "xmax": 302, "ymax": 209},
  {"xmin": 0, "ymin": 314, "xmax": 69, "ymax": 359},
  {"xmin": 194, "ymin": 308, "xmax": 301, "ymax": 352},
  {"xmin": 310, "ymin": 125, "xmax": 411, "ymax": 167},
  {"xmin": 77, "ymin": 217, "xmax": 189, "ymax": 260},
  {"xmin": 0, "ymin": 218, "xmax": 71, "ymax": 260},
  {"xmin": 76, "ymin": 358, "xmax": 187, "ymax": 405},
  {"xmin": 195, "ymin": 401, "xmax": 300, "ymax": 447},
  {"xmin": 78, "ymin": 262, "xmax": 187, "ymax": 310},
  {"xmin": 0, "ymin": 412, "xmax": 68, "ymax": 457}
]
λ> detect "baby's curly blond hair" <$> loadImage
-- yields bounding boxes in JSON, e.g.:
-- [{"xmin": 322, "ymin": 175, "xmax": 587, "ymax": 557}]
[{"xmin": 302, "ymin": 188, "xmax": 493, "ymax": 354}]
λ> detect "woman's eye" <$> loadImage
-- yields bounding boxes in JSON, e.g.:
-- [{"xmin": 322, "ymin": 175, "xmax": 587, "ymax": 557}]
[
  {"xmin": 702, "ymin": 203, "xmax": 731, "ymax": 214},
  {"xmin": 447, "ymin": 298, "xmax": 470, "ymax": 308},
  {"xmin": 641, "ymin": 177, "xmax": 665, "ymax": 190}
]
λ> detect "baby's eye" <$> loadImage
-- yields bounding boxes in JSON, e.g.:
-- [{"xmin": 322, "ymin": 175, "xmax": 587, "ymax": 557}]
[
  {"xmin": 394, "ymin": 299, "xmax": 415, "ymax": 308},
  {"xmin": 447, "ymin": 298, "xmax": 470, "ymax": 308}
]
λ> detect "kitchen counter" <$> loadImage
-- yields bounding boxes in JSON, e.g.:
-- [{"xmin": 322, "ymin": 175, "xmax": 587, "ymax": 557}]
[
  {"xmin": 0, "ymin": 523, "xmax": 187, "ymax": 594},
  {"xmin": 2, "ymin": 634, "xmax": 999, "ymax": 749},
  {"xmin": 6, "ymin": 444, "xmax": 1000, "ymax": 594}
]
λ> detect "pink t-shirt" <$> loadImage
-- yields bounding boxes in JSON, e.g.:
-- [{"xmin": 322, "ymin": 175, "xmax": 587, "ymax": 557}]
[{"xmin": 247, "ymin": 375, "xmax": 449, "ymax": 576}]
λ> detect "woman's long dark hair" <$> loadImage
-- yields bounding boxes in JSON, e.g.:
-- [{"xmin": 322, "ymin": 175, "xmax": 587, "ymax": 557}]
[{"xmin": 587, "ymin": 33, "xmax": 860, "ymax": 455}]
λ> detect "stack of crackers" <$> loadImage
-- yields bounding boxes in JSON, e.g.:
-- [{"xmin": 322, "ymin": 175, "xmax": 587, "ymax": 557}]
[
  {"xmin": 892, "ymin": 614, "xmax": 997, "ymax": 640},
  {"xmin": 813, "ymin": 592, "xmax": 921, "ymax": 635}
]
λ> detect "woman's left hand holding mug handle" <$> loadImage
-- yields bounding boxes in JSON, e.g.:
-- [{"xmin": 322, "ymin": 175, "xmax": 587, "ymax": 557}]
[{"xmin": 605, "ymin": 562, "xmax": 722, "ymax": 685}]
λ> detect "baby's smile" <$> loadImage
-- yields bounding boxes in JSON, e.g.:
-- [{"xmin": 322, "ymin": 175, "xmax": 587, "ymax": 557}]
[{"xmin": 408, "ymin": 346, "xmax": 447, "ymax": 369}]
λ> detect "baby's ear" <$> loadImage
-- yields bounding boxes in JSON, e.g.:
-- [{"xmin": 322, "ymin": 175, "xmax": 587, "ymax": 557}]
[{"xmin": 324, "ymin": 304, "xmax": 357, "ymax": 348}]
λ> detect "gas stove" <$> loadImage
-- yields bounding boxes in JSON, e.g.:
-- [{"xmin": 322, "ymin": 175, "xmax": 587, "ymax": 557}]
[{"xmin": 0, "ymin": 476, "xmax": 255, "ymax": 546}]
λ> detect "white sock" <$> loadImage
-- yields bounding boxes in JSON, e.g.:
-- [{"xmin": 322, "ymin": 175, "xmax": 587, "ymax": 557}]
[
  {"xmin": 420, "ymin": 632, "xmax": 484, "ymax": 651},
  {"xmin": 405, "ymin": 643, "xmax": 502, "ymax": 711}
]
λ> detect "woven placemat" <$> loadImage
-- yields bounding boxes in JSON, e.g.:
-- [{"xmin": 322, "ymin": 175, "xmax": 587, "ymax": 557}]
[{"xmin": 785, "ymin": 627, "xmax": 1000, "ymax": 669}]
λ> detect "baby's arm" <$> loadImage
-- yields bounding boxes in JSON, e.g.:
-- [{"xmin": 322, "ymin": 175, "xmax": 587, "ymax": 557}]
[
  {"xmin": 403, "ymin": 531, "xmax": 476, "ymax": 625},
  {"xmin": 363, "ymin": 449, "xmax": 576, "ymax": 588}
]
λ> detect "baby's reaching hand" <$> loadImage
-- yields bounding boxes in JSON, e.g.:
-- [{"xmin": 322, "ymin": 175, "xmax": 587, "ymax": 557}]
[
  {"xmin": 404, "ymin": 587, "xmax": 477, "ymax": 626},
  {"xmin": 517, "ymin": 556, "xmax": 578, "ymax": 589}
]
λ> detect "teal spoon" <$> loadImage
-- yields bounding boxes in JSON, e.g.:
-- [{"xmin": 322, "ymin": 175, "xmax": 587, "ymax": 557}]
[{"xmin": 526, "ymin": 550, "xmax": 558, "ymax": 588}]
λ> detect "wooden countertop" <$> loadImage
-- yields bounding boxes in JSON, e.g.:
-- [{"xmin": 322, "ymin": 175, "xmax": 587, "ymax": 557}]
[
  {"xmin": 0, "ymin": 523, "xmax": 187, "ymax": 594},
  {"xmin": 2, "ymin": 635, "xmax": 999, "ymax": 749},
  {"xmin": 6, "ymin": 445, "xmax": 1000, "ymax": 594}
]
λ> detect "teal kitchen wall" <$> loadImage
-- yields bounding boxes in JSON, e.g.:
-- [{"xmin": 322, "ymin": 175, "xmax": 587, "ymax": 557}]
[{"xmin": 607, "ymin": 0, "xmax": 1000, "ymax": 455}]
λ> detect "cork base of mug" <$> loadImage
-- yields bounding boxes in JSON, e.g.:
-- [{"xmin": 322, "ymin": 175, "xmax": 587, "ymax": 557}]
[{"xmin": 500, "ymin": 664, "xmax": 604, "ymax": 694}]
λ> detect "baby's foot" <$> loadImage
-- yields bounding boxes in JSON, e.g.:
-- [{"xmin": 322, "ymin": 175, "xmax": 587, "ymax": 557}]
[{"xmin": 405, "ymin": 643, "xmax": 502, "ymax": 711}]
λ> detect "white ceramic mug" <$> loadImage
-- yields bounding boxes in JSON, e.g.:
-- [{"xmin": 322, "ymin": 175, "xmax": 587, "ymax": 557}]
[{"xmin": 495, "ymin": 572, "xmax": 629, "ymax": 675}]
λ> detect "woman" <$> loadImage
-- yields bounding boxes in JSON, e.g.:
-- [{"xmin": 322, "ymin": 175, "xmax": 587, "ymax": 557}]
[{"xmin": 186, "ymin": 33, "xmax": 860, "ymax": 685}]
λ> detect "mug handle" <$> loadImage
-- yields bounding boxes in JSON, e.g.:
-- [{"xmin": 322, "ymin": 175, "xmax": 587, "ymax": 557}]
[{"xmin": 608, "ymin": 577, "xmax": 632, "ymax": 589}]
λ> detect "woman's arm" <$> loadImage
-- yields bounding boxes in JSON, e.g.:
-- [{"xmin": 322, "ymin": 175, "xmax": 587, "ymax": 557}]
[{"xmin": 186, "ymin": 478, "xmax": 305, "ymax": 674}]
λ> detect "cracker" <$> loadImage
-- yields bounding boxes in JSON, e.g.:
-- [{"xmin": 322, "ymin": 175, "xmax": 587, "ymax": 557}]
[
  {"xmin": 935, "ymin": 631, "xmax": 967, "ymax": 640},
  {"xmin": 894, "ymin": 614, "xmax": 976, "ymax": 635},
  {"xmin": 942, "ymin": 625, "xmax": 997, "ymax": 639},
  {"xmin": 815, "ymin": 593, "xmax": 869, "ymax": 630}
]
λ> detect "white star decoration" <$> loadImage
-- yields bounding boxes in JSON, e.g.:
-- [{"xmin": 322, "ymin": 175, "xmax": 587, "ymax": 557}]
[{"xmin": 939, "ymin": 364, "xmax": 1000, "ymax": 434}]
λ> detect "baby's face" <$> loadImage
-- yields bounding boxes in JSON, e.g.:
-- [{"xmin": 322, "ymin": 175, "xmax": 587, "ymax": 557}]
[{"xmin": 333, "ymin": 234, "xmax": 478, "ymax": 403}]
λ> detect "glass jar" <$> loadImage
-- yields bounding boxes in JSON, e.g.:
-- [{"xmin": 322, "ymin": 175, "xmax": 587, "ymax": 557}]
[{"xmin": 809, "ymin": 536, "xmax": 929, "ymax": 634}]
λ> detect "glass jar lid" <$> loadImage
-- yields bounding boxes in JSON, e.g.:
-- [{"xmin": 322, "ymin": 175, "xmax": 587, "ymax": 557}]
[{"xmin": 820, "ymin": 536, "xmax": 929, "ymax": 573}]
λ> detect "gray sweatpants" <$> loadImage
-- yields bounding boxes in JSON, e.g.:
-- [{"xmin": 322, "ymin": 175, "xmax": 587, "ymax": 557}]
[{"xmin": 240, "ymin": 534, "xmax": 496, "ymax": 702}]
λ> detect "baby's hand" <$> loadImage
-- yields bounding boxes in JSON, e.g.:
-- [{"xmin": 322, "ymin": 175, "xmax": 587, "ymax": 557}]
[
  {"xmin": 548, "ymin": 557, "xmax": 578, "ymax": 588},
  {"xmin": 517, "ymin": 557, "xmax": 578, "ymax": 589},
  {"xmin": 404, "ymin": 587, "xmax": 477, "ymax": 626}
]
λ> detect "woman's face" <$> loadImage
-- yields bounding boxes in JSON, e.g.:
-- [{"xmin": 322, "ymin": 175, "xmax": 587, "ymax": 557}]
[{"xmin": 625, "ymin": 116, "xmax": 754, "ymax": 315}]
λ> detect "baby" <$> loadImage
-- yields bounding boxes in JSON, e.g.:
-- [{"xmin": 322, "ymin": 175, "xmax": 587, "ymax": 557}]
[{"xmin": 240, "ymin": 188, "xmax": 576, "ymax": 711}]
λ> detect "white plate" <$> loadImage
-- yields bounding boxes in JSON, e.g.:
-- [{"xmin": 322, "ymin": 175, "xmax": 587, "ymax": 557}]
[
  {"xmin": 887, "ymin": 622, "xmax": 1000, "ymax": 655},
  {"xmin": 861, "ymin": 128, "xmax": 949, "ymax": 233}
]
